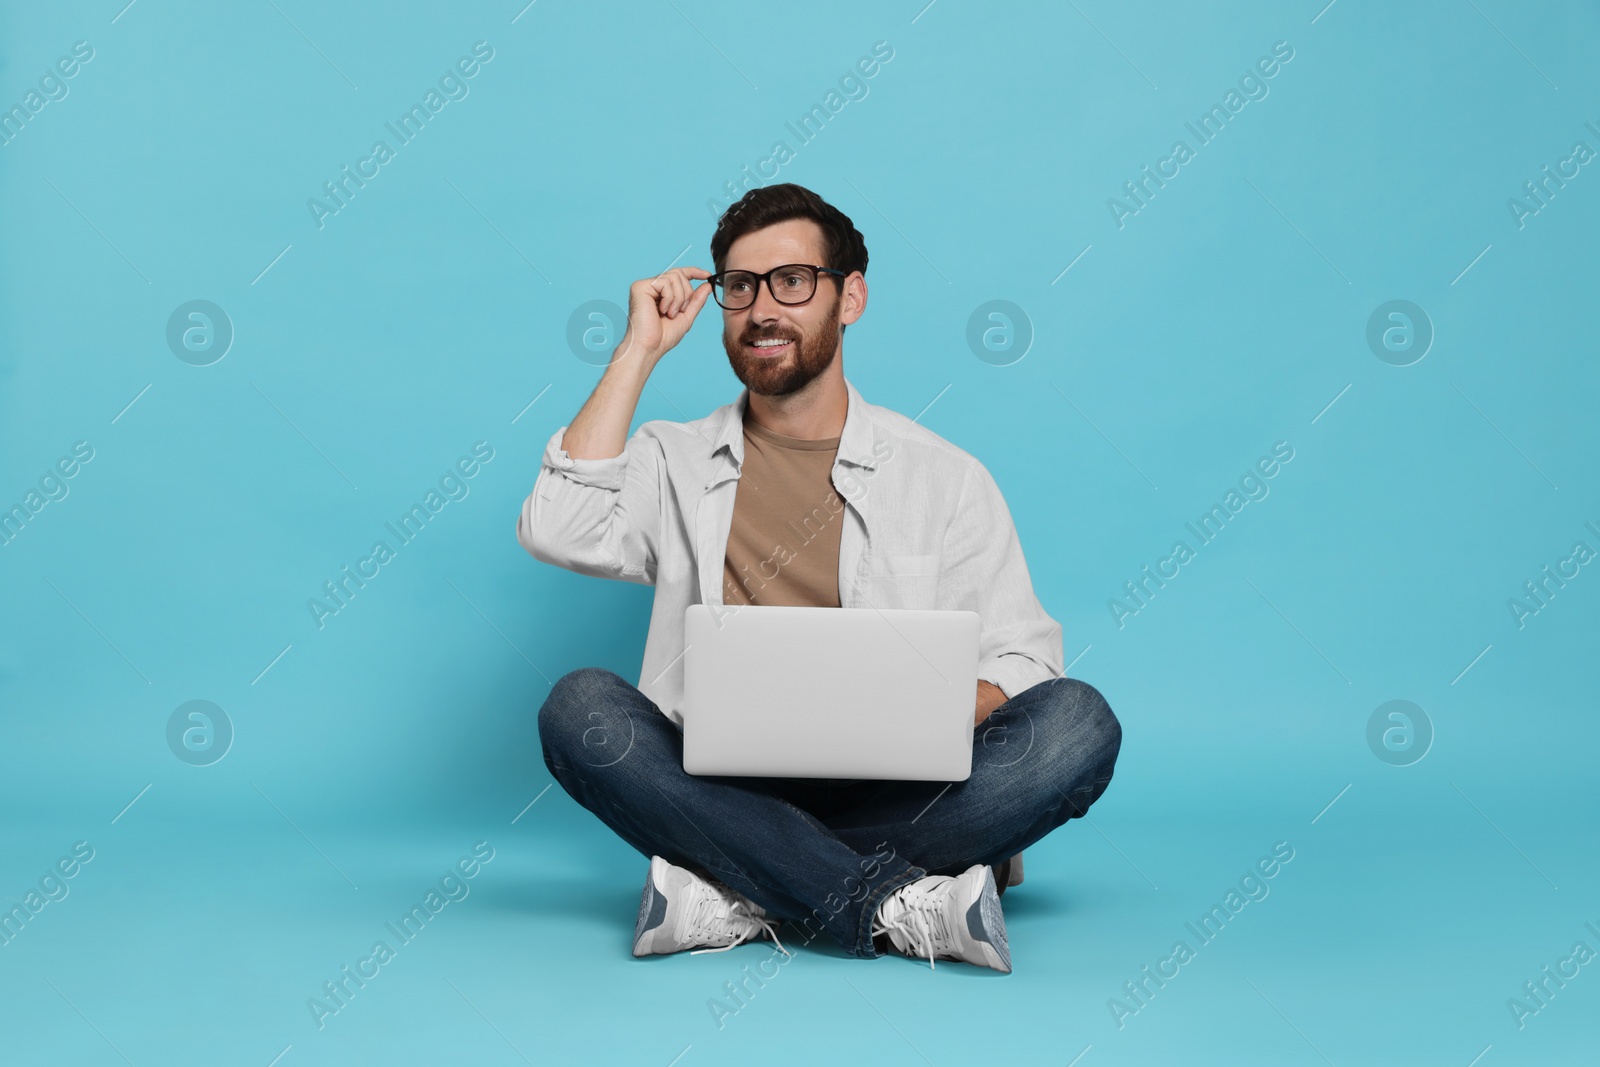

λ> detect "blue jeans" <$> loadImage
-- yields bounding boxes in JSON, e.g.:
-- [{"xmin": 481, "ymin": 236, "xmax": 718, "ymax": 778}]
[{"xmin": 538, "ymin": 667, "xmax": 1122, "ymax": 959}]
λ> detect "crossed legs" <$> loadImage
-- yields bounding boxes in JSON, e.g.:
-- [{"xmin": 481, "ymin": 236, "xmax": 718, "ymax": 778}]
[{"xmin": 538, "ymin": 667, "xmax": 1121, "ymax": 958}]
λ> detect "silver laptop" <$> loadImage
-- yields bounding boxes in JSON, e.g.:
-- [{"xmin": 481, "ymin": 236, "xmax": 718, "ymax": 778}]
[{"xmin": 681, "ymin": 603, "xmax": 980, "ymax": 781}]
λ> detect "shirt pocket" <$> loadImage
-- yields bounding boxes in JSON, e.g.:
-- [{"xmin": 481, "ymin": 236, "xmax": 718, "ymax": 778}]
[
  {"xmin": 859, "ymin": 552, "xmax": 941, "ymax": 608},
  {"xmin": 871, "ymin": 553, "xmax": 940, "ymax": 577}
]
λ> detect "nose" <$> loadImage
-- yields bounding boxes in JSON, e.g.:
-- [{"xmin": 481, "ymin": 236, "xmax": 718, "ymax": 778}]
[{"xmin": 745, "ymin": 276, "xmax": 785, "ymax": 324}]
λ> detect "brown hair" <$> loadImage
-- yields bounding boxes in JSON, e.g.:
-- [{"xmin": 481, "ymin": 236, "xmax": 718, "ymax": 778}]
[{"xmin": 710, "ymin": 183, "xmax": 868, "ymax": 280}]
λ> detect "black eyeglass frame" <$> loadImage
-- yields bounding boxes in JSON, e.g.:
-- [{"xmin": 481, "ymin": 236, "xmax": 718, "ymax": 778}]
[{"xmin": 707, "ymin": 263, "xmax": 848, "ymax": 310}]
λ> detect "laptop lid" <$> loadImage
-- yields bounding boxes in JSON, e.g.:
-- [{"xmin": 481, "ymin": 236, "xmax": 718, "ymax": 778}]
[{"xmin": 681, "ymin": 603, "xmax": 980, "ymax": 781}]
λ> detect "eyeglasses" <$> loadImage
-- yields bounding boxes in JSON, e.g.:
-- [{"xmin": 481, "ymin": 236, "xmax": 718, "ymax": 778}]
[{"xmin": 707, "ymin": 263, "xmax": 847, "ymax": 310}]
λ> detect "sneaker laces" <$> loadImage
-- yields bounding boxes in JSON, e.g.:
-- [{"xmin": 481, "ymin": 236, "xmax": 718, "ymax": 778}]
[
  {"xmin": 684, "ymin": 882, "xmax": 790, "ymax": 957},
  {"xmin": 871, "ymin": 878, "xmax": 956, "ymax": 970}
]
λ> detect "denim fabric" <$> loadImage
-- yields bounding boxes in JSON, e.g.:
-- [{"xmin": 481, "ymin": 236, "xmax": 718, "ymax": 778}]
[{"xmin": 539, "ymin": 666, "xmax": 1122, "ymax": 958}]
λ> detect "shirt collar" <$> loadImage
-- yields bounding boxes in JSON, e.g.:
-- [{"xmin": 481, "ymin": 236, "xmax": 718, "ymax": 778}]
[{"xmin": 708, "ymin": 376, "xmax": 879, "ymax": 474}]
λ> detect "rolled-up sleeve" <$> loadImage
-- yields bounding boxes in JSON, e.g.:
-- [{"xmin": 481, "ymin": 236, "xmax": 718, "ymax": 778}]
[
  {"xmin": 515, "ymin": 424, "xmax": 662, "ymax": 585},
  {"xmin": 938, "ymin": 460, "xmax": 1063, "ymax": 699}
]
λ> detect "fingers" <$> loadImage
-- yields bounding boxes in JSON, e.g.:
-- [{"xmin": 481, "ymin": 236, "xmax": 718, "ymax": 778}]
[
  {"xmin": 662, "ymin": 282, "xmax": 706, "ymax": 321},
  {"xmin": 675, "ymin": 278, "xmax": 711, "ymax": 322},
  {"xmin": 654, "ymin": 266, "xmax": 711, "ymax": 319}
]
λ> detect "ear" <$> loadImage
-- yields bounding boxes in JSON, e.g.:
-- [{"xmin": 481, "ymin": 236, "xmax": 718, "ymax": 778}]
[{"xmin": 839, "ymin": 271, "xmax": 867, "ymax": 327}]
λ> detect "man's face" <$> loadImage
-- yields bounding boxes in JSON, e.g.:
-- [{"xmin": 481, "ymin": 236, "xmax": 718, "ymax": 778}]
[{"xmin": 720, "ymin": 219, "xmax": 843, "ymax": 397}]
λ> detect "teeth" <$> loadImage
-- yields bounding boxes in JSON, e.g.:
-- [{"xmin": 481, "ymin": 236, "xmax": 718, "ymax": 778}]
[{"xmin": 753, "ymin": 339, "xmax": 790, "ymax": 347}]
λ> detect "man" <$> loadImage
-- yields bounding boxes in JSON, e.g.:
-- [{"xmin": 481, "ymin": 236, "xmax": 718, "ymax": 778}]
[{"xmin": 519, "ymin": 183, "xmax": 1121, "ymax": 972}]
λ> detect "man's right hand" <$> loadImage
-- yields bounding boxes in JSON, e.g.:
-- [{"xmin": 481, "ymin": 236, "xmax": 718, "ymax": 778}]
[
  {"xmin": 616, "ymin": 266, "xmax": 715, "ymax": 371},
  {"xmin": 558, "ymin": 266, "xmax": 714, "ymax": 462}
]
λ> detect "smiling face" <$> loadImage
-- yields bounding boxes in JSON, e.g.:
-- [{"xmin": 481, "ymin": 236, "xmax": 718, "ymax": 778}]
[{"xmin": 719, "ymin": 219, "xmax": 857, "ymax": 398}]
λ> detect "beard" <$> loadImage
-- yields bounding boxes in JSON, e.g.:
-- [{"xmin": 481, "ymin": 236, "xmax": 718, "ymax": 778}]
[{"xmin": 722, "ymin": 296, "xmax": 840, "ymax": 397}]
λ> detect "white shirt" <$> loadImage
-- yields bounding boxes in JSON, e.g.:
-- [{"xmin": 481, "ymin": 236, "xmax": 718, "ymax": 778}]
[{"xmin": 516, "ymin": 376, "xmax": 1063, "ymax": 727}]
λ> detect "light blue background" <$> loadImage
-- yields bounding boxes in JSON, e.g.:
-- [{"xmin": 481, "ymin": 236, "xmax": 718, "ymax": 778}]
[{"xmin": 2, "ymin": 1, "xmax": 1596, "ymax": 1063}]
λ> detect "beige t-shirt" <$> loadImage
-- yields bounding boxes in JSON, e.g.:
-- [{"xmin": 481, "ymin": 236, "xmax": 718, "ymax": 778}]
[{"xmin": 721, "ymin": 415, "xmax": 845, "ymax": 607}]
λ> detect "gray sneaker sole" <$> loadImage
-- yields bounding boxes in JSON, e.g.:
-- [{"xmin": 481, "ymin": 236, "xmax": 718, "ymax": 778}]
[
  {"xmin": 964, "ymin": 866, "xmax": 1012, "ymax": 973},
  {"xmin": 632, "ymin": 860, "xmax": 670, "ymax": 956}
]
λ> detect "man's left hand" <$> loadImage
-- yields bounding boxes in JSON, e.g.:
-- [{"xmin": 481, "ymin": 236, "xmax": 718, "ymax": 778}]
[{"xmin": 975, "ymin": 680, "xmax": 1007, "ymax": 725}]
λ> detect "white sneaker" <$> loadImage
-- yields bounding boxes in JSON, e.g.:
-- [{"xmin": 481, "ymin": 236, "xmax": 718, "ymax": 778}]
[
  {"xmin": 871, "ymin": 863, "xmax": 1011, "ymax": 973},
  {"xmin": 632, "ymin": 855, "xmax": 790, "ymax": 958}
]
